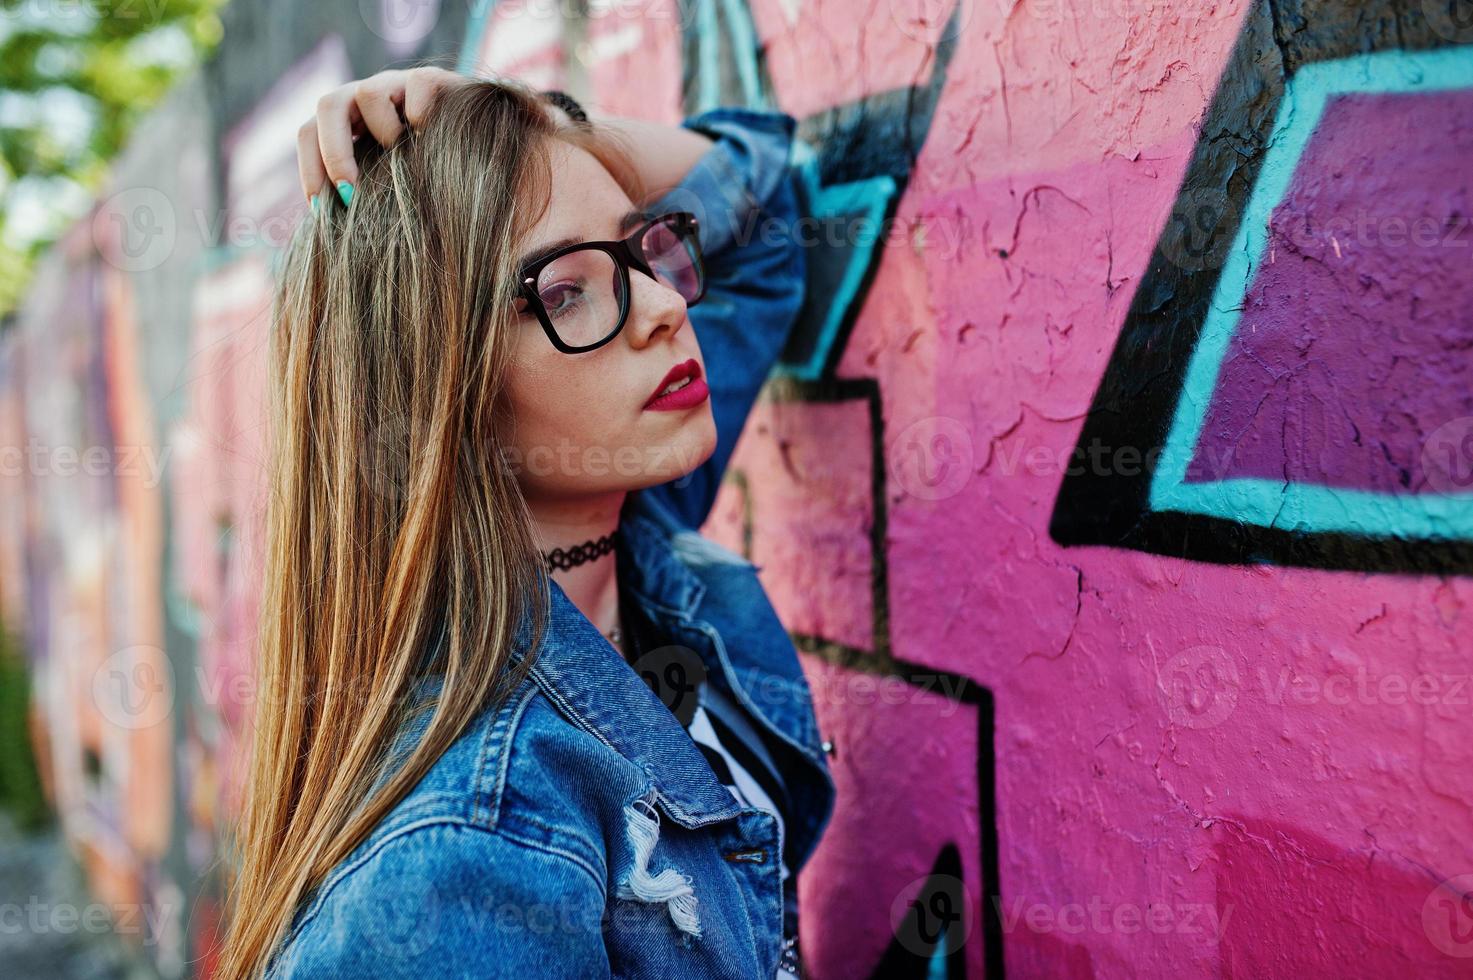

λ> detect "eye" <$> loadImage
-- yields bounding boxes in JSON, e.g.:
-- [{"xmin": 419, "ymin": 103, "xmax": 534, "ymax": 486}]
[{"xmin": 539, "ymin": 278, "xmax": 586, "ymax": 318}]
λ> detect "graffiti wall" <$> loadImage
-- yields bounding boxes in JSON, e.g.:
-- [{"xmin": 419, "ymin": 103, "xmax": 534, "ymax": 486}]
[{"xmin": 4, "ymin": 0, "xmax": 1470, "ymax": 976}]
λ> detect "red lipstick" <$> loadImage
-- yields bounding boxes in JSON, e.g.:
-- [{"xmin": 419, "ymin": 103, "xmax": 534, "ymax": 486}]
[{"xmin": 643, "ymin": 357, "xmax": 709, "ymax": 411}]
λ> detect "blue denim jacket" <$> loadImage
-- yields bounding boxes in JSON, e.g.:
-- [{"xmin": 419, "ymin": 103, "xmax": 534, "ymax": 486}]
[{"xmin": 264, "ymin": 106, "xmax": 837, "ymax": 979}]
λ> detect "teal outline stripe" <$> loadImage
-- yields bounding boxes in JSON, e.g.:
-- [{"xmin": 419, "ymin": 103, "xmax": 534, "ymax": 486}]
[
  {"xmin": 1151, "ymin": 46, "xmax": 1473, "ymax": 540},
  {"xmin": 716, "ymin": 0, "xmax": 766, "ymax": 109},
  {"xmin": 458, "ymin": 0, "xmax": 497, "ymax": 73},
  {"xmin": 776, "ymin": 144, "xmax": 896, "ymax": 381},
  {"xmin": 696, "ymin": 0, "xmax": 721, "ymax": 113}
]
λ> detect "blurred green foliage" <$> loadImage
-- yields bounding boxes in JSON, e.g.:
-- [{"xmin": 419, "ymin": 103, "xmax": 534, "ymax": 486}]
[
  {"xmin": 0, "ymin": 0, "xmax": 225, "ymax": 319},
  {"xmin": 0, "ymin": 621, "xmax": 47, "ymax": 830}
]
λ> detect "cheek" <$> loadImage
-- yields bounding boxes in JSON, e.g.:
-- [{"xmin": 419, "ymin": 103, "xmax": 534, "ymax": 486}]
[
  {"xmin": 506, "ymin": 348, "xmax": 560, "ymax": 442},
  {"xmin": 505, "ymin": 342, "xmax": 619, "ymax": 450}
]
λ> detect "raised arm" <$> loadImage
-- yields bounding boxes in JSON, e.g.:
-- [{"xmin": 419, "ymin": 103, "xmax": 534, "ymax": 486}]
[
  {"xmin": 295, "ymin": 66, "xmax": 718, "ymax": 216},
  {"xmin": 635, "ymin": 107, "xmax": 810, "ymax": 530},
  {"xmin": 293, "ymin": 71, "xmax": 808, "ymax": 531}
]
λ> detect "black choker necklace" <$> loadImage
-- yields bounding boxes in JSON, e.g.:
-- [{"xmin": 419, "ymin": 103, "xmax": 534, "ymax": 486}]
[{"xmin": 542, "ymin": 529, "xmax": 618, "ymax": 571}]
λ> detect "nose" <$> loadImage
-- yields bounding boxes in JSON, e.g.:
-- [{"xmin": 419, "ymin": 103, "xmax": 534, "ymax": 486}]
[{"xmin": 623, "ymin": 267, "xmax": 689, "ymax": 349}]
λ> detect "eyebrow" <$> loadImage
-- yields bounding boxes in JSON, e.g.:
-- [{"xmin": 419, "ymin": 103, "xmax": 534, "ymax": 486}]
[{"xmin": 517, "ymin": 207, "xmax": 651, "ymax": 277}]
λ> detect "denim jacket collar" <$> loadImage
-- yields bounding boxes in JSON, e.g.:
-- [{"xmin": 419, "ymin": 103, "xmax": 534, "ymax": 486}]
[
  {"xmin": 504, "ymin": 494, "xmax": 745, "ymax": 830},
  {"xmin": 622, "ymin": 493, "xmax": 826, "ymax": 757}
]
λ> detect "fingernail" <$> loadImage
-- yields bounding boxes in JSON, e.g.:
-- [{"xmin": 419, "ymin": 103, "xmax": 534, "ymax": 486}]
[
  {"xmin": 309, "ymin": 194, "xmax": 318, "ymax": 214},
  {"xmin": 337, "ymin": 181, "xmax": 354, "ymax": 206}
]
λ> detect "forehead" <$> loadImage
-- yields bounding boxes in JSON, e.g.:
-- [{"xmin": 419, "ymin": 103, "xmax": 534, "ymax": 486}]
[{"xmin": 520, "ymin": 140, "xmax": 634, "ymax": 251}]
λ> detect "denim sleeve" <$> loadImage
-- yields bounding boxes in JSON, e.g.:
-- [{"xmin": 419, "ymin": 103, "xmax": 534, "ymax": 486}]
[
  {"xmin": 642, "ymin": 106, "xmax": 809, "ymax": 530},
  {"xmin": 267, "ymin": 822, "xmax": 612, "ymax": 978}
]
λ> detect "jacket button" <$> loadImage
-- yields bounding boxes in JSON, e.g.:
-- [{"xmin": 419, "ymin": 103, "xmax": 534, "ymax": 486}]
[{"xmin": 821, "ymin": 739, "xmax": 834, "ymax": 756}]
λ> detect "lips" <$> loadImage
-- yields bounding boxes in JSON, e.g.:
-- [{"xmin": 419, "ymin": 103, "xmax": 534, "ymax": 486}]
[{"xmin": 643, "ymin": 357, "xmax": 705, "ymax": 410}]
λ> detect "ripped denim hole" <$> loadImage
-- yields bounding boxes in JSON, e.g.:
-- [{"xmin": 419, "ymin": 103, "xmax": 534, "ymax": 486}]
[{"xmin": 616, "ymin": 797, "xmax": 702, "ymax": 938}]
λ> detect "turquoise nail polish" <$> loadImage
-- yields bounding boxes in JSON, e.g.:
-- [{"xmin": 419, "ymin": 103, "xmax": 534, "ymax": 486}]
[
  {"xmin": 310, "ymin": 194, "xmax": 318, "ymax": 214},
  {"xmin": 337, "ymin": 181, "xmax": 353, "ymax": 206}
]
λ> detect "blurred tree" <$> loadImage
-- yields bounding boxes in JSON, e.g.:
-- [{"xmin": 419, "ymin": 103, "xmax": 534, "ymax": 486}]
[
  {"xmin": 0, "ymin": 621, "xmax": 46, "ymax": 830},
  {"xmin": 0, "ymin": 0, "xmax": 224, "ymax": 318}
]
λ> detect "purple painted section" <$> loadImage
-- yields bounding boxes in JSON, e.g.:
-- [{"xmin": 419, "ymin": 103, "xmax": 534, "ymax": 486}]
[{"xmin": 1187, "ymin": 89, "xmax": 1473, "ymax": 492}]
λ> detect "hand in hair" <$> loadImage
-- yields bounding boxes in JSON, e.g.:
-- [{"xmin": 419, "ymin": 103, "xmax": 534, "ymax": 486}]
[{"xmin": 297, "ymin": 65, "xmax": 473, "ymax": 206}]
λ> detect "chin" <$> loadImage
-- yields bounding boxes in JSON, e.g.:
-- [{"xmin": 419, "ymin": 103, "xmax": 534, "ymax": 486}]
[{"xmin": 645, "ymin": 416, "xmax": 717, "ymax": 487}]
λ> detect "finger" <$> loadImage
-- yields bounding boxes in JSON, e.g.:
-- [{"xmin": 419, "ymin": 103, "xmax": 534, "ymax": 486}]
[
  {"xmin": 297, "ymin": 117, "xmax": 328, "ymax": 203},
  {"xmin": 403, "ymin": 67, "xmax": 457, "ymax": 129},
  {"xmin": 316, "ymin": 88, "xmax": 363, "ymax": 202},
  {"xmin": 357, "ymin": 71, "xmax": 408, "ymax": 147}
]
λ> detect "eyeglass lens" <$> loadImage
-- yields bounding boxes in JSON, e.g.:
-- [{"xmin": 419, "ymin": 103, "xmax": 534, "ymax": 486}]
[
  {"xmin": 529, "ymin": 216, "xmax": 701, "ymax": 349},
  {"xmin": 531, "ymin": 249, "xmax": 626, "ymax": 348},
  {"xmin": 641, "ymin": 218, "xmax": 701, "ymax": 302}
]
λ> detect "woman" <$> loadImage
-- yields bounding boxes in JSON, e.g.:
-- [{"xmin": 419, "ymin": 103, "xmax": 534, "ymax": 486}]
[{"xmin": 216, "ymin": 67, "xmax": 836, "ymax": 979}]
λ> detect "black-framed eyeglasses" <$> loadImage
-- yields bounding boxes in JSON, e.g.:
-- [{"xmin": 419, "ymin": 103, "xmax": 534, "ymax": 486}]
[{"xmin": 514, "ymin": 211, "xmax": 707, "ymax": 354}]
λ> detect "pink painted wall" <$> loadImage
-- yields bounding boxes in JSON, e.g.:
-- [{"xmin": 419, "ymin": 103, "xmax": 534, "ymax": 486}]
[
  {"xmin": 650, "ymin": 0, "xmax": 1472, "ymax": 975},
  {"xmin": 6, "ymin": 0, "xmax": 1470, "ymax": 976}
]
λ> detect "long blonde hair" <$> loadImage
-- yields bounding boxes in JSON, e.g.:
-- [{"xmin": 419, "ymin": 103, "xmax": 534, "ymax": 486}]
[{"xmin": 216, "ymin": 77, "xmax": 646, "ymax": 979}]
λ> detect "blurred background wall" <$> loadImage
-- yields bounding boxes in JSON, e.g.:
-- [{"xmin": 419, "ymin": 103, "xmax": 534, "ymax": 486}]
[{"xmin": 2, "ymin": 0, "xmax": 1471, "ymax": 977}]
